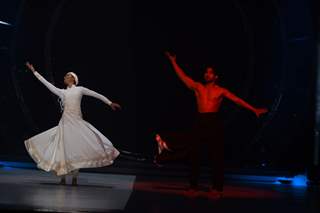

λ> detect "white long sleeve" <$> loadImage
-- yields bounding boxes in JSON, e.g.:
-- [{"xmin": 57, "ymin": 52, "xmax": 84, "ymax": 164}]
[
  {"xmin": 33, "ymin": 71, "xmax": 64, "ymax": 98},
  {"xmin": 81, "ymin": 87, "xmax": 112, "ymax": 106}
]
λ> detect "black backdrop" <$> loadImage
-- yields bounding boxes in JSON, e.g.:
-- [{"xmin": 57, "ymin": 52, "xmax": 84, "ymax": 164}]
[{"xmin": 0, "ymin": 0, "xmax": 317, "ymax": 173}]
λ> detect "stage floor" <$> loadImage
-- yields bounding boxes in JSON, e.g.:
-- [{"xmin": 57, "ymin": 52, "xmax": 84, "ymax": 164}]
[
  {"xmin": 0, "ymin": 167, "xmax": 135, "ymax": 212},
  {"xmin": 0, "ymin": 167, "xmax": 319, "ymax": 213}
]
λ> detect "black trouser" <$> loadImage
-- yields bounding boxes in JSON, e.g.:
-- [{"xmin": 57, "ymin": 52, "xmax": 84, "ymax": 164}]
[{"xmin": 189, "ymin": 112, "xmax": 224, "ymax": 191}]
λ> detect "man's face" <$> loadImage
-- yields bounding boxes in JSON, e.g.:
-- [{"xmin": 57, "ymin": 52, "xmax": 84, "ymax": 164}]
[{"xmin": 204, "ymin": 67, "xmax": 218, "ymax": 83}]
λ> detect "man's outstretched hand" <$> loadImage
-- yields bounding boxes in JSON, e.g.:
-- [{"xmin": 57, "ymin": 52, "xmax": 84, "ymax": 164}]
[
  {"xmin": 254, "ymin": 108, "xmax": 268, "ymax": 118},
  {"xmin": 165, "ymin": 51, "xmax": 176, "ymax": 62}
]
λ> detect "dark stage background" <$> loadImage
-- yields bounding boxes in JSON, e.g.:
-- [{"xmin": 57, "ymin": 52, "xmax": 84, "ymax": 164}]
[{"xmin": 0, "ymin": 0, "xmax": 317, "ymax": 173}]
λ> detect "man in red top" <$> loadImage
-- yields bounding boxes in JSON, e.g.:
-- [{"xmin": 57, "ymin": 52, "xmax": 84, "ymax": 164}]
[{"xmin": 160, "ymin": 51, "xmax": 268, "ymax": 196}]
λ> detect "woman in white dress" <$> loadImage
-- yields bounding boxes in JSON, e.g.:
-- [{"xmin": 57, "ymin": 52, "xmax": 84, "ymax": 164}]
[{"xmin": 24, "ymin": 62, "xmax": 121, "ymax": 186}]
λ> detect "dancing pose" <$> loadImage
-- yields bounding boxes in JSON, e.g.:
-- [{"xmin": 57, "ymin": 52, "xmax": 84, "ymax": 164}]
[
  {"xmin": 24, "ymin": 62, "xmax": 121, "ymax": 186},
  {"xmin": 155, "ymin": 52, "xmax": 268, "ymax": 197}
]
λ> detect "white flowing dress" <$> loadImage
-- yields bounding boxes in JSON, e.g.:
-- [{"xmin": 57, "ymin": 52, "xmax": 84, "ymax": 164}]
[{"xmin": 25, "ymin": 71, "xmax": 120, "ymax": 176}]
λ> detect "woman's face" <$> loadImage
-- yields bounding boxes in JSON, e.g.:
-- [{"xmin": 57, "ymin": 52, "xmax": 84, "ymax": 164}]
[{"xmin": 64, "ymin": 73, "xmax": 76, "ymax": 86}]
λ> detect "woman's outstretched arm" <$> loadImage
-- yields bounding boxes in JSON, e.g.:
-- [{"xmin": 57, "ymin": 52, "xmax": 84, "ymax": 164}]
[
  {"xmin": 25, "ymin": 62, "xmax": 64, "ymax": 98},
  {"xmin": 81, "ymin": 86, "xmax": 121, "ymax": 111}
]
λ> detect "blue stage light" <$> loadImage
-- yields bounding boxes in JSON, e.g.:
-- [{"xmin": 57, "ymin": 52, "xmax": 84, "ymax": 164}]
[
  {"xmin": 276, "ymin": 175, "xmax": 307, "ymax": 187},
  {"xmin": 292, "ymin": 175, "xmax": 307, "ymax": 186},
  {"xmin": 0, "ymin": 20, "xmax": 11, "ymax": 26}
]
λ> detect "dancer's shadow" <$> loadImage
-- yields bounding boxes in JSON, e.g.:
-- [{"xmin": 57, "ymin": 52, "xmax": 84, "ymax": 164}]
[
  {"xmin": 153, "ymin": 185, "xmax": 186, "ymax": 191},
  {"xmin": 38, "ymin": 182, "xmax": 114, "ymax": 189}
]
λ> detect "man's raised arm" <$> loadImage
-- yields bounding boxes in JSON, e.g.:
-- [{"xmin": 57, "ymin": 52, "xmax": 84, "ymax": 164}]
[{"xmin": 165, "ymin": 51, "xmax": 199, "ymax": 90}]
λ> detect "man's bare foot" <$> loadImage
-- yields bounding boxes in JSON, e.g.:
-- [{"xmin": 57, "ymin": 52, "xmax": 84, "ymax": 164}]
[
  {"xmin": 184, "ymin": 187, "xmax": 200, "ymax": 198},
  {"xmin": 207, "ymin": 187, "xmax": 223, "ymax": 199}
]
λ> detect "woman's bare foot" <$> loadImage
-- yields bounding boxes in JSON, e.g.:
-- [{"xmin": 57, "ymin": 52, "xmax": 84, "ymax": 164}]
[
  {"xmin": 59, "ymin": 177, "xmax": 66, "ymax": 185},
  {"xmin": 72, "ymin": 177, "xmax": 78, "ymax": 186}
]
